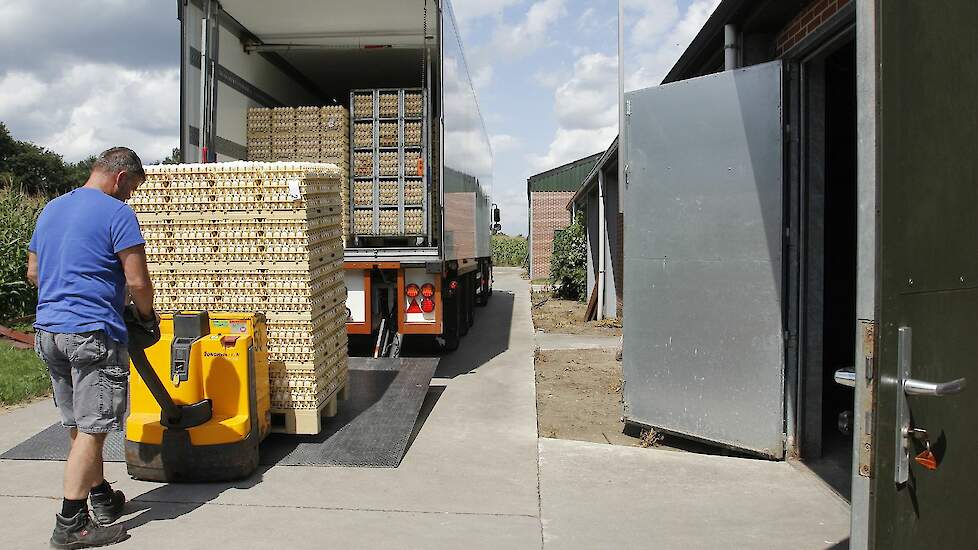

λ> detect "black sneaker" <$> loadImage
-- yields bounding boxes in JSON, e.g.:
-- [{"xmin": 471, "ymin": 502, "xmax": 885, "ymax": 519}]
[
  {"xmin": 50, "ymin": 509, "xmax": 128, "ymax": 549},
  {"xmin": 89, "ymin": 489, "xmax": 126, "ymax": 525}
]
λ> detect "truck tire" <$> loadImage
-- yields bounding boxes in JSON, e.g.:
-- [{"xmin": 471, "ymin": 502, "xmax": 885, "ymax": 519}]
[
  {"xmin": 476, "ymin": 266, "xmax": 490, "ymax": 307},
  {"xmin": 466, "ymin": 274, "xmax": 475, "ymax": 327},
  {"xmin": 459, "ymin": 276, "xmax": 471, "ymax": 337},
  {"xmin": 440, "ymin": 286, "xmax": 461, "ymax": 352}
]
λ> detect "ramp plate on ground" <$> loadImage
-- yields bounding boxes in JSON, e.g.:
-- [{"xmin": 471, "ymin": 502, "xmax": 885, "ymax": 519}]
[{"xmin": 1, "ymin": 357, "xmax": 438, "ymax": 469}]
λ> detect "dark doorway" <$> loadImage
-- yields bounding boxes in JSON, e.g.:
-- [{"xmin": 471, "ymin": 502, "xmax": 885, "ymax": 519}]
[{"xmin": 798, "ymin": 38, "xmax": 857, "ymax": 500}]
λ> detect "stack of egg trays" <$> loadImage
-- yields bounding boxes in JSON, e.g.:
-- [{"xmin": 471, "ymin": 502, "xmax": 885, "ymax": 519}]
[
  {"xmin": 247, "ymin": 106, "xmax": 352, "ymax": 240},
  {"xmin": 133, "ymin": 162, "xmax": 349, "ymax": 412},
  {"xmin": 247, "ymin": 108, "xmax": 272, "ymax": 161},
  {"xmin": 348, "ymin": 88, "xmax": 428, "ymax": 238}
]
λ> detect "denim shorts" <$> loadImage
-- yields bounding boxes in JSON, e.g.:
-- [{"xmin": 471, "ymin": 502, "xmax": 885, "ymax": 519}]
[{"xmin": 34, "ymin": 329, "xmax": 129, "ymax": 433}]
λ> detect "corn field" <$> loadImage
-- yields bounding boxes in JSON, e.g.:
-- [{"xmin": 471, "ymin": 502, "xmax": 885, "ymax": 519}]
[
  {"xmin": 491, "ymin": 234, "xmax": 527, "ymax": 267},
  {"xmin": 0, "ymin": 184, "xmax": 44, "ymax": 322}
]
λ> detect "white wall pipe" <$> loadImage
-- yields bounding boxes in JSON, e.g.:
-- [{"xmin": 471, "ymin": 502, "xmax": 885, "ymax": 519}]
[
  {"xmin": 724, "ymin": 23, "xmax": 739, "ymax": 70},
  {"xmin": 597, "ymin": 169, "xmax": 606, "ymax": 321}
]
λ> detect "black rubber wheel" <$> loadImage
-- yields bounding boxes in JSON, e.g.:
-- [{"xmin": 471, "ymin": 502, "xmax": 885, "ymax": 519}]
[
  {"xmin": 440, "ymin": 288, "xmax": 461, "ymax": 352},
  {"xmin": 459, "ymin": 280, "xmax": 470, "ymax": 337},
  {"xmin": 476, "ymin": 267, "xmax": 491, "ymax": 307},
  {"xmin": 466, "ymin": 275, "xmax": 475, "ymax": 327}
]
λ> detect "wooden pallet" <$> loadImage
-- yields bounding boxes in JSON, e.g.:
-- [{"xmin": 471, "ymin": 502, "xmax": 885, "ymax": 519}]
[{"xmin": 269, "ymin": 382, "xmax": 348, "ymax": 435}]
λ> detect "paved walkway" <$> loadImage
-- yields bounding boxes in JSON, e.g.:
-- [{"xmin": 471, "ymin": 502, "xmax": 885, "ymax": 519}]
[
  {"xmin": 535, "ymin": 332, "xmax": 621, "ymax": 351},
  {"xmin": 0, "ymin": 268, "xmax": 849, "ymax": 549}
]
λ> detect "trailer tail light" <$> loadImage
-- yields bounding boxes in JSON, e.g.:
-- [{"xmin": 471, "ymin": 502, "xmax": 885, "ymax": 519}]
[
  {"xmin": 421, "ymin": 283, "xmax": 435, "ymax": 298},
  {"xmin": 405, "ymin": 284, "xmax": 420, "ymax": 299},
  {"xmin": 421, "ymin": 297, "xmax": 435, "ymax": 313}
]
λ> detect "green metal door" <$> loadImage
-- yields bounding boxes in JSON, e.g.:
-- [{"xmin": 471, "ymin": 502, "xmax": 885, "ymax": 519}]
[{"xmin": 871, "ymin": 1, "xmax": 978, "ymax": 547}]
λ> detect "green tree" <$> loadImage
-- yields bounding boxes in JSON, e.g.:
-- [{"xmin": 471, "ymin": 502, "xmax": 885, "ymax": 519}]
[
  {"xmin": 160, "ymin": 147, "xmax": 182, "ymax": 164},
  {"xmin": 0, "ymin": 122, "xmax": 84, "ymax": 196},
  {"xmin": 550, "ymin": 212, "xmax": 587, "ymax": 301}
]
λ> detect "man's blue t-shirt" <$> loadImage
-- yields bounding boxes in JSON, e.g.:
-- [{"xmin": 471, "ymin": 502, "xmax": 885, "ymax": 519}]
[{"xmin": 29, "ymin": 188, "xmax": 145, "ymax": 344}]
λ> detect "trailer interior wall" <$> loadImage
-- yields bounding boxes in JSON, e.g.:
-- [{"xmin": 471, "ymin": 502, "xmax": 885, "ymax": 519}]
[{"xmin": 180, "ymin": 1, "xmax": 319, "ymax": 162}]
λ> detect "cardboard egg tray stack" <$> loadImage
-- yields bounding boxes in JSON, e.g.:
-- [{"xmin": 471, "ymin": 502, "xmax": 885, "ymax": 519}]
[
  {"xmin": 130, "ymin": 162, "xmax": 348, "ymax": 435},
  {"xmin": 247, "ymin": 106, "xmax": 351, "ymax": 240}
]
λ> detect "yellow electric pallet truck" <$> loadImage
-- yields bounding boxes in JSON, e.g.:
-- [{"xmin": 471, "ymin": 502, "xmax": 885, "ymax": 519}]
[{"xmin": 124, "ymin": 308, "xmax": 270, "ymax": 482}]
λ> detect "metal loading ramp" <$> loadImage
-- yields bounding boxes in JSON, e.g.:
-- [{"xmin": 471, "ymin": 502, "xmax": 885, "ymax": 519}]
[{"xmin": 1, "ymin": 357, "xmax": 438, "ymax": 469}]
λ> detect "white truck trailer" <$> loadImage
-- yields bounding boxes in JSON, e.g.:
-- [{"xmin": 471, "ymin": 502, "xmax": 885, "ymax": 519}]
[{"xmin": 177, "ymin": 0, "xmax": 498, "ymax": 354}]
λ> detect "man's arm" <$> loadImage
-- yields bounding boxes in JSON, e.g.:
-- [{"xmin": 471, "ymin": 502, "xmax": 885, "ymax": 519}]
[
  {"xmin": 26, "ymin": 251, "xmax": 38, "ymax": 287},
  {"xmin": 118, "ymin": 244, "xmax": 154, "ymax": 319}
]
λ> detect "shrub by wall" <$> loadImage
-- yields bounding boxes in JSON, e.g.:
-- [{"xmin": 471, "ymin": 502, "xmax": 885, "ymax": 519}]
[{"xmin": 550, "ymin": 212, "xmax": 586, "ymax": 301}]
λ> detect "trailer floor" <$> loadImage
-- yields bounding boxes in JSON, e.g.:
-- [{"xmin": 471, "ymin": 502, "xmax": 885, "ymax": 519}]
[{"xmin": 0, "ymin": 268, "xmax": 848, "ymax": 549}]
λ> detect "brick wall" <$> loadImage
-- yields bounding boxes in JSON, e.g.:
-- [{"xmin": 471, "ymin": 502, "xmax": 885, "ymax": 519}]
[
  {"xmin": 776, "ymin": 0, "xmax": 853, "ymax": 55},
  {"xmin": 529, "ymin": 191, "xmax": 575, "ymax": 280}
]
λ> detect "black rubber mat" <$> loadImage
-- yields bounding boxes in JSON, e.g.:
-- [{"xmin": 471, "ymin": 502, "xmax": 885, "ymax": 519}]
[{"xmin": 1, "ymin": 357, "xmax": 438, "ymax": 469}]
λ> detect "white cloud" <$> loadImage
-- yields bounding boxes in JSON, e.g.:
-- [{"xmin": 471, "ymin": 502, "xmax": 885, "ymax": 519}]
[
  {"xmin": 490, "ymin": 134, "xmax": 521, "ymax": 154},
  {"xmin": 491, "ymin": 0, "xmax": 568, "ymax": 58},
  {"xmin": 450, "ymin": 0, "xmax": 525, "ymax": 24},
  {"xmin": 529, "ymin": 0, "xmax": 718, "ymax": 175},
  {"xmin": 0, "ymin": 64, "xmax": 179, "ymax": 162},
  {"xmin": 625, "ymin": 0, "xmax": 721, "ymax": 89},
  {"xmin": 529, "ymin": 52, "xmax": 618, "ymax": 172},
  {"xmin": 554, "ymin": 53, "xmax": 619, "ymax": 130}
]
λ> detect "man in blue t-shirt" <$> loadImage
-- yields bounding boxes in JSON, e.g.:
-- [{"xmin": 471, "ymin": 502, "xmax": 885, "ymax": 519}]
[{"xmin": 28, "ymin": 147, "xmax": 154, "ymax": 549}]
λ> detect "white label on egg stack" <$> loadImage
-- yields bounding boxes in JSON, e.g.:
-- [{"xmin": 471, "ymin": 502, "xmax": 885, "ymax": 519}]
[{"xmin": 287, "ymin": 180, "xmax": 302, "ymax": 200}]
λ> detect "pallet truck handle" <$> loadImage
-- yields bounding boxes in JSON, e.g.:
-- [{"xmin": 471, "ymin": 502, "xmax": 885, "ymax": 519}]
[{"xmin": 125, "ymin": 306, "xmax": 213, "ymax": 430}]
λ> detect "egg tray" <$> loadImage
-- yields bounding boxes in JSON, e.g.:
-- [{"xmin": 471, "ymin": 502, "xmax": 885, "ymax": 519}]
[
  {"xmin": 404, "ymin": 208, "xmax": 425, "ymax": 235},
  {"xmin": 353, "ymin": 152, "xmax": 374, "ymax": 177},
  {"xmin": 404, "ymin": 181, "xmax": 424, "ymax": 205},
  {"xmin": 404, "ymin": 92, "xmax": 423, "ymax": 118},
  {"xmin": 378, "ymin": 92, "xmax": 399, "ymax": 118},
  {"xmin": 404, "ymin": 121, "xmax": 423, "ymax": 146},
  {"xmin": 379, "ymin": 182, "xmax": 399, "ymax": 206},
  {"xmin": 378, "ymin": 152, "xmax": 399, "ymax": 177},
  {"xmin": 353, "ymin": 181, "xmax": 374, "ymax": 206},
  {"xmin": 270, "ymin": 365, "xmax": 348, "ymax": 411},
  {"xmin": 353, "ymin": 93, "xmax": 374, "ymax": 118},
  {"xmin": 378, "ymin": 122, "xmax": 399, "ymax": 147}
]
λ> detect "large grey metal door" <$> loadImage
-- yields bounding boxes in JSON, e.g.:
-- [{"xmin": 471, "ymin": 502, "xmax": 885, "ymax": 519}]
[{"xmin": 623, "ymin": 61, "xmax": 786, "ymax": 458}]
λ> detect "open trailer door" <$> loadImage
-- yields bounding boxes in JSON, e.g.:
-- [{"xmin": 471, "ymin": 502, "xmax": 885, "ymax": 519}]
[
  {"xmin": 622, "ymin": 61, "xmax": 786, "ymax": 458},
  {"xmin": 861, "ymin": 2, "xmax": 977, "ymax": 547}
]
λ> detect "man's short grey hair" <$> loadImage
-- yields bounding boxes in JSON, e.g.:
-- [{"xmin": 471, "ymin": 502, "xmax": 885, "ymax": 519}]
[{"xmin": 92, "ymin": 147, "xmax": 146, "ymax": 181}]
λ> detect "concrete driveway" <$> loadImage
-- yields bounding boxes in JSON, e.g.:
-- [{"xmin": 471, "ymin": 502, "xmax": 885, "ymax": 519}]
[{"xmin": 0, "ymin": 268, "xmax": 849, "ymax": 549}]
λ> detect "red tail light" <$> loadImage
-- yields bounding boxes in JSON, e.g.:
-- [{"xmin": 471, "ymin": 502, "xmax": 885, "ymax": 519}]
[
  {"xmin": 406, "ymin": 299, "xmax": 423, "ymax": 313},
  {"xmin": 421, "ymin": 283, "xmax": 435, "ymax": 298},
  {"xmin": 448, "ymin": 280, "xmax": 458, "ymax": 291},
  {"xmin": 405, "ymin": 284, "xmax": 420, "ymax": 298},
  {"xmin": 421, "ymin": 298, "xmax": 435, "ymax": 313}
]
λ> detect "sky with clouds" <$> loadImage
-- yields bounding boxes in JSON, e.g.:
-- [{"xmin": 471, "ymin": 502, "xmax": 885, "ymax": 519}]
[{"xmin": 0, "ymin": 0, "xmax": 719, "ymax": 235}]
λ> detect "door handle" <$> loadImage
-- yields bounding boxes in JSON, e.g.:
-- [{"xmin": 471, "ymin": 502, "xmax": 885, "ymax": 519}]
[
  {"xmin": 895, "ymin": 327, "xmax": 968, "ymax": 484},
  {"xmin": 904, "ymin": 376, "xmax": 967, "ymax": 397},
  {"xmin": 834, "ymin": 368, "xmax": 856, "ymax": 388}
]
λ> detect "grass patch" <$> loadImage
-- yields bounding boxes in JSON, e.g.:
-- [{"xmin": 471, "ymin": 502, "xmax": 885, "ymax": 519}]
[{"xmin": 0, "ymin": 344, "xmax": 51, "ymax": 406}]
